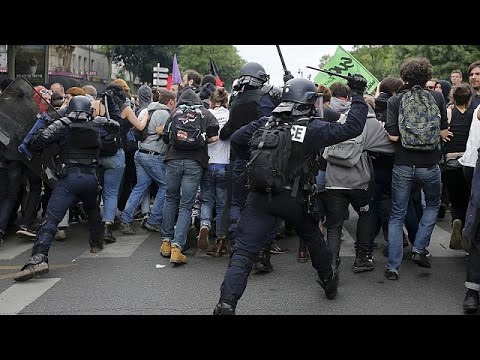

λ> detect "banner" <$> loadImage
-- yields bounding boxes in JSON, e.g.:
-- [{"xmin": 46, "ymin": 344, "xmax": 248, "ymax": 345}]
[
  {"xmin": 313, "ymin": 46, "xmax": 379, "ymax": 94},
  {"xmin": 209, "ymin": 58, "xmax": 224, "ymax": 87},
  {"xmin": 14, "ymin": 45, "xmax": 49, "ymax": 86}
]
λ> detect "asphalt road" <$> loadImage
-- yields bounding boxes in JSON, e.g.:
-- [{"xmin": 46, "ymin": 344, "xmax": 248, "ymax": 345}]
[{"xmin": 0, "ymin": 208, "xmax": 474, "ymax": 315}]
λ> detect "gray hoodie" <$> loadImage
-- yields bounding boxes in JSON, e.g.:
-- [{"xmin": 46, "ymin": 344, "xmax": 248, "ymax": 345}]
[
  {"xmin": 138, "ymin": 102, "xmax": 170, "ymax": 155},
  {"xmin": 325, "ymin": 106, "xmax": 394, "ymax": 190}
]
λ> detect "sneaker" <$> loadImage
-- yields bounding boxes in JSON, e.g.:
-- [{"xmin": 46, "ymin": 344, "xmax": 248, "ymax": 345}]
[
  {"xmin": 197, "ymin": 225, "xmax": 209, "ymax": 250},
  {"xmin": 412, "ymin": 251, "xmax": 431, "ymax": 268},
  {"xmin": 160, "ymin": 240, "xmax": 171, "ymax": 257},
  {"xmin": 14, "ymin": 254, "xmax": 49, "ymax": 282},
  {"xmin": 463, "ymin": 289, "xmax": 479, "ymax": 313},
  {"xmin": 143, "ymin": 221, "xmax": 161, "ymax": 232},
  {"xmin": 316, "ymin": 270, "xmax": 339, "ymax": 300},
  {"xmin": 16, "ymin": 225, "xmax": 37, "ymax": 240},
  {"xmin": 384, "ymin": 269, "xmax": 399, "ymax": 280},
  {"xmin": 170, "ymin": 245, "xmax": 187, "ymax": 264},
  {"xmin": 140, "ymin": 215, "xmax": 150, "ymax": 229},
  {"xmin": 90, "ymin": 241, "xmax": 104, "ymax": 253},
  {"xmin": 270, "ymin": 241, "xmax": 288, "ymax": 254},
  {"xmin": 119, "ymin": 222, "xmax": 135, "ymax": 235},
  {"xmin": 352, "ymin": 250, "xmax": 375, "ymax": 273},
  {"xmin": 449, "ymin": 219, "xmax": 463, "ymax": 250},
  {"xmin": 103, "ymin": 222, "xmax": 116, "ymax": 244},
  {"xmin": 55, "ymin": 229, "xmax": 67, "ymax": 241},
  {"xmin": 133, "ymin": 211, "xmax": 144, "ymax": 221},
  {"xmin": 461, "ymin": 228, "xmax": 471, "ymax": 252}
]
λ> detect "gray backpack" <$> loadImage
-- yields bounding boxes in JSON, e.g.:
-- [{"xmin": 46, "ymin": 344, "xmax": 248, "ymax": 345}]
[{"xmin": 323, "ymin": 113, "xmax": 366, "ymax": 167}]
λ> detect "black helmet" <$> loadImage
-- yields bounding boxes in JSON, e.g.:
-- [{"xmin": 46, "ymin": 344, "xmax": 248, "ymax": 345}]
[
  {"xmin": 237, "ymin": 62, "xmax": 270, "ymax": 88},
  {"xmin": 281, "ymin": 78, "xmax": 318, "ymax": 105},
  {"xmin": 66, "ymin": 95, "xmax": 93, "ymax": 121}
]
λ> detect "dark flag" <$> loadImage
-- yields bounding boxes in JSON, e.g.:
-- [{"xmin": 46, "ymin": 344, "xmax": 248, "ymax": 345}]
[{"xmin": 209, "ymin": 58, "xmax": 224, "ymax": 87}]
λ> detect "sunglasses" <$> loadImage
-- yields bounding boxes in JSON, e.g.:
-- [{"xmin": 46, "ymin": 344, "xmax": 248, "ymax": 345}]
[{"xmin": 39, "ymin": 89, "xmax": 53, "ymax": 96}]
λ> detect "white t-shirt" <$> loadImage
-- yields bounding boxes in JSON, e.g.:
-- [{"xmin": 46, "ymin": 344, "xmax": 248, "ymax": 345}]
[
  {"xmin": 459, "ymin": 104, "xmax": 480, "ymax": 168},
  {"xmin": 207, "ymin": 106, "xmax": 230, "ymax": 164}
]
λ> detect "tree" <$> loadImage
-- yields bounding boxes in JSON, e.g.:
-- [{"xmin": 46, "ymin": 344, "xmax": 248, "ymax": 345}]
[
  {"xmin": 318, "ymin": 54, "xmax": 331, "ymax": 68},
  {"xmin": 111, "ymin": 45, "xmax": 180, "ymax": 87},
  {"xmin": 392, "ymin": 45, "xmax": 480, "ymax": 80},
  {"xmin": 178, "ymin": 45, "xmax": 245, "ymax": 89},
  {"xmin": 350, "ymin": 45, "xmax": 397, "ymax": 80}
]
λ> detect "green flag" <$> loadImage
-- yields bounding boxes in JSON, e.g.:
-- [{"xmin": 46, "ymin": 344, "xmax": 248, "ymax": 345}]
[{"xmin": 313, "ymin": 46, "xmax": 379, "ymax": 94}]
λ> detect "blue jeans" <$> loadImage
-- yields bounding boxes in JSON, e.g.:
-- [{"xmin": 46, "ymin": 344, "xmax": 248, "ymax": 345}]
[
  {"xmin": 161, "ymin": 159, "xmax": 203, "ymax": 250},
  {"xmin": 121, "ymin": 151, "xmax": 166, "ymax": 224},
  {"xmin": 387, "ymin": 165, "xmax": 441, "ymax": 272},
  {"xmin": 98, "ymin": 149, "xmax": 125, "ymax": 223},
  {"xmin": 200, "ymin": 163, "xmax": 228, "ymax": 237}
]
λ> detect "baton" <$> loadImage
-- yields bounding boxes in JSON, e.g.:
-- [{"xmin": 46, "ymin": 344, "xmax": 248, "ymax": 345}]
[
  {"xmin": 276, "ymin": 45, "xmax": 289, "ymax": 76},
  {"xmin": 306, "ymin": 66, "xmax": 353, "ymax": 81}
]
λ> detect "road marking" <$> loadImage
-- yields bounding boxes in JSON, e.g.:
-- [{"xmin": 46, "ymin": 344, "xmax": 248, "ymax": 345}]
[
  {"xmin": 340, "ymin": 217, "xmax": 465, "ymax": 258},
  {"xmin": 79, "ymin": 234, "xmax": 149, "ymax": 258},
  {"xmin": 0, "ymin": 240, "xmax": 33, "ymax": 260},
  {"xmin": 0, "ymin": 264, "xmax": 77, "ymax": 280},
  {"xmin": 0, "ymin": 278, "xmax": 61, "ymax": 314}
]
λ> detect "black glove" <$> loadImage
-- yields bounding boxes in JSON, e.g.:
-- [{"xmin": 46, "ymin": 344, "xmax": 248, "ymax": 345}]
[
  {"xmin": 283, "ymin": 71, "xmax": 294, "ymax": 83},
  {"xmin": 347, "ymin": 73, "xmax": 367, "ymax": 94}
]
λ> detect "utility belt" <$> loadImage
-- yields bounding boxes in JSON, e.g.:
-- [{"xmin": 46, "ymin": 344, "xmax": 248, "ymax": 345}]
[
  {"xmin": 56, "ymin": 163, "xmax": 97, "ymax": 178},
  {"xmin": 284, "ymin": 181, "xmax": 318, "ymax": 214},
  {"xmin": 138, "ymin": 148, "xmax": 162, "ymax": 156}
]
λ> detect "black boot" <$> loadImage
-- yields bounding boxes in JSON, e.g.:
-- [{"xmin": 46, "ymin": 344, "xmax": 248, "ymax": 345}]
[
  {"xmin": 213, "ymin": 301, "xmax": 236, "ymax": 315},
  {"xmin": 14, "ymin": 253, "xmax": 49, "ymax": 282},
  {"xmin": 463, "ymin": 289, "xmax": 479, "ymax": 313},
  {"xmin": 103, "ymin": 222, "xmax": 116, "ymax": 243},
  {"xmin": 316, "ymin": 270, "xmax": 339, "ymax": 300},
  {"xmin": 352, "ymin": 250, "xmax": 375, "ymax": 273},
  {"xmin": 253, "ymin": 249, "xmax": 273, "ymax": 273}
]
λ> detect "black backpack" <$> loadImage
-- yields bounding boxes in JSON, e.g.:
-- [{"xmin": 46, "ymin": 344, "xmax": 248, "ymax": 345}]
[
  {"xmin": 246, "ymin": 116, "xmax": 311, "ymax": 194},
  {"xmin": 166, "ymin": 104, "xmax": 206, "ymax": 150},
  {"xmin": 99, "ymin": 126, "xmax": 120, "ymax": 157},
  {"xmin": 133, "ymin": 108, "xmax": 156, "ymax": 142}
]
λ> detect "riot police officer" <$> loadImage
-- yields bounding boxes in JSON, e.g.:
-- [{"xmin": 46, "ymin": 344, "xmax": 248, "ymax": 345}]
[
  {"xmin": 219, "ymin": 62, "xmax": 284, "ymax": 271},
  {"xmin": 213, "ymin": 76, "xmax": 368, "ymax": 314},
  {"xmin": 14, "ymin": 96, "xmax": 120, "ymax": 282}
]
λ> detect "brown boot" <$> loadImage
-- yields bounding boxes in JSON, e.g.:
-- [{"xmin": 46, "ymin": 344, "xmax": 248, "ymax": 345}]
[{"xmin": 206, "ymin": 236, "xmax": 227, "ymax": 257}]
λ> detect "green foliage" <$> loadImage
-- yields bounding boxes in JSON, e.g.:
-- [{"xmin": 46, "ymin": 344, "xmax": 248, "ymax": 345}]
[
  {"xmin": 111, "ymin": 45, "xmax": 180, "ymax": 86},
  {"xmin": 318, "ymin": 54, "xmax": 331, "ymax": 68},
  {"xmin": 178, "ymin": 45, "xmax": 245, "ymax": 89},
  {"xmin": 350, "ymin": 45, "xmax": 397, "ymax": 80},
  {"xmin": 392, "ymin": 45, "xmax": 480, "ymax": 80},
  {"xmin": 350, "ymin": 45, "xmax": 480, "ymax": 82}
]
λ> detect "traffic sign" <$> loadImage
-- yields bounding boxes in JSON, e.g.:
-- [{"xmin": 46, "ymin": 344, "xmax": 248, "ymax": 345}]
[
  {"xmin": 153, "ymin": 67, "xmax": 169, "ymax": 73},
  {"xmin": 153, "ymin": 79, "xmax": 168, "ymax": 86},
  {"xmin": 153, "ymin": 73, "xmax": 169, "ymax": 79}
]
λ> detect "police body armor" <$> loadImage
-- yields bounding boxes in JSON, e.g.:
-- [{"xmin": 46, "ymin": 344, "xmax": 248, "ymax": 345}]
[
  {"xmin": 229, "ymin": 87, "xmax": 266, "ymax": 130},
  {"xmin": 56, "ymin": 119, "xmax": 100, "ymax": 177}
]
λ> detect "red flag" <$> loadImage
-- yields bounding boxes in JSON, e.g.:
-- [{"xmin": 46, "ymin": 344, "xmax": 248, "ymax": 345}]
[
  {"xmin": 209, "ymin": 58, "xmax": 224, "ymax": 87},
  {"xmin": 166, "ymin": 74, "xmax": 173, "ymax": 90}
]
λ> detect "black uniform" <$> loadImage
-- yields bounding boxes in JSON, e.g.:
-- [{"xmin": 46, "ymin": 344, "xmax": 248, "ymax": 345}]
[{"xmin": 14, "ymin": 96, "xmax": 120, "ymax": 282}]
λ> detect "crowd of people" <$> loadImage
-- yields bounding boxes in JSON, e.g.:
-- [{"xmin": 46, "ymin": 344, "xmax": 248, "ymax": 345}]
[{"xmin": 1, "ymin": 57, "xmax": 480, "ymax": 315}]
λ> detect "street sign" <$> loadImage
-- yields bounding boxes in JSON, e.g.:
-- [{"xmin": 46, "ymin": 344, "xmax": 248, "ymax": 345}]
[
  {"xmin": 153, "ymin": 79, "xmax": 168, "ymax": 86},
  {"xmin": 153, "ymin": 73, "xmax": 169, "ymax": 79},
  {"xmin": 153, "ymin": 67, "xmax": 169, "ymax": 73}
]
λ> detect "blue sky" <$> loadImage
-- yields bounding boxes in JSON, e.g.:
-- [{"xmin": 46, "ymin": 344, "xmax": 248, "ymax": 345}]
[{"xmin": 234, "ymin": 45, "xmax": 354, "ymax": 86}]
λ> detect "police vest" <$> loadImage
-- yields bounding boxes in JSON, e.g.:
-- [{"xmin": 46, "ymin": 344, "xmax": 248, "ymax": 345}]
[{"xmin": 63, "ymin": 120, "xmax": 101, "ymax": 165}]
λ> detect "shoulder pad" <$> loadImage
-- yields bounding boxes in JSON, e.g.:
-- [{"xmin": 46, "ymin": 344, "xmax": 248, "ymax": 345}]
[
  {"xmin": 58, "ymin": 117, "xmax": 71, "ymax": 125},
  {"xmin": 261, "ymin": 85, "xmax": 282, "ymax": 103}
]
